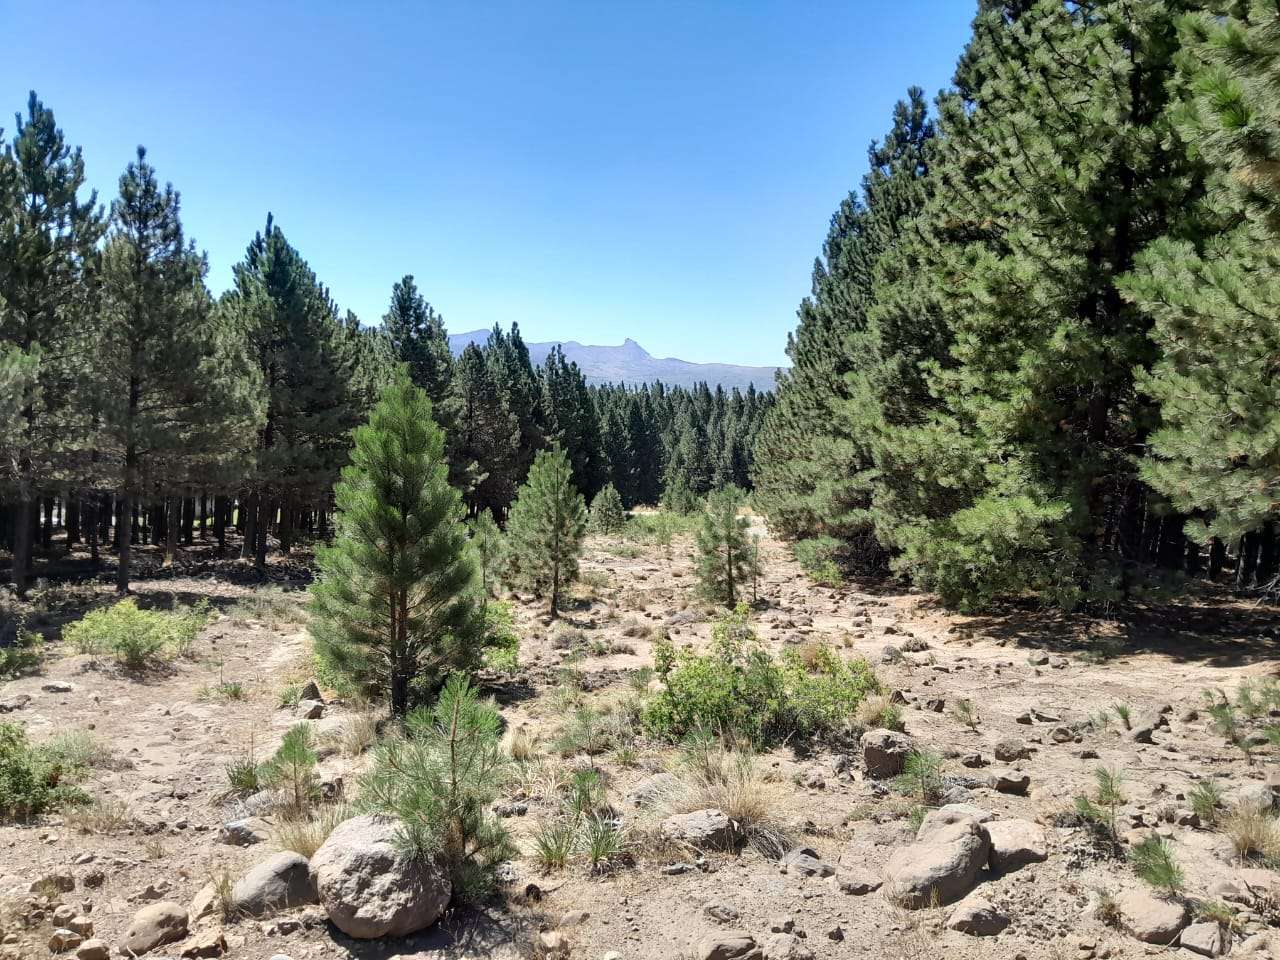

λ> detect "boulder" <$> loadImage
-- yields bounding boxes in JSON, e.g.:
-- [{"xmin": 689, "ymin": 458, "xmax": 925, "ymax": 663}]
[
  {"xmin": 217, "ymin": 817, "xmax": 271, "ymax": 847},
  {"xmin": 861, "ymin": 729, "xmax": 913, "ymax": 779},
  {"xmin": 1180, "ymin": 921, "xmax": 1226, "ymax": 957},
  {"xmin": 118, "ymin": 901, "xmax": 188, "ymax": 956},
  {"xmin": 986, "ymin": 819, "xmax": 1048, "ymax": 872},
  {"xmin": 831, "ymin": 868, "xmax": 882, "ymax": 895},
  {"xmin": 49, "ymin": 928, "xmax": 82, "ymax": 953},
  {"xmin": 230, "ymin": 851, "xmax": 316, "ymax": 917},
  {"xmin": 985, "ymin": 768, "xmax": 1030, "ymax": 795},
  {"xmin": 779, "ymin": 847, "xmax": 835, "ymax": 878},
  {"xmin": 1130, "ymin": 708, "xmax": 1171, "ymax": 744},
  {"xmin": 916, "ymin": 804, "xmax": 993, "ymax": 839},
  {"xmin": 310, "ymin": 814, "xmax": 451, "ymax": 939},
  {"xmin": 762, "ymin": 933, "xmax": 814, "ymax": 960},
  {"xmin": 945, "ymin": 896, "xmax": 1009, "ymax": 936},
  {"xmin": 882, "ymin": 819, "xmax": 991, "ymax": 907},
  {"xmin": 179, "ymin": 926, "xmax": 228, "ymax": 958},
  {"xmin": 993, "ymin": 739, "xmax": 1032, "ymax": 762},
  {"xmin": 694, "ymin": 933, "xmax": 763, "ymax": 960},
  {"xmin": 296, "ymin": 699, "xmax": 324, "ymax": 720},
  {"xmin": 298, "ymin": 679, "xmax": 322, "ymax": 702},
  {"xmin": 661, "ymin": 809, "xmax": 735, "ymax": 849},
  {"xmin": 74, "ymin": 941, "xmax": 109, "ymax": 960},
  {"xmin": 1116, "ymin": 888, "xmax": 1189, "ymax": 944}
]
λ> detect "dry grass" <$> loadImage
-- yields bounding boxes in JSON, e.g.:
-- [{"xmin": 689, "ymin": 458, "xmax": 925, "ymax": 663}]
[
  {"xmin": 855, "ymin": 692, "xmax": 904, "ymax": 731},
  {"xmin": 504, "ymin": 727, "xmax": 540, "ymax": 762},
  {"xmin": 64, "ymin": 796, "xmax": 134, "ymax": 834},
  {"xmin": 274, "ymin": 803, "xmax": 351, "ymax": 858},
  {"xmin": 657, "ymin": 743, "xmax": 790, "ymax": 859},
  {"xmin": 1224, "ymin": 801, "xmax": 1280, "ymax": 861},
  {"xmin": 341, "ymin": 711, "xmax": 380, "ymax": 757}
]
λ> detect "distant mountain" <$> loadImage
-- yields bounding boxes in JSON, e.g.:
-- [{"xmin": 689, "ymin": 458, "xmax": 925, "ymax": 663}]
[{"xmin": 446, "ymin": 331, "xmax": 780, "ymax": 391}]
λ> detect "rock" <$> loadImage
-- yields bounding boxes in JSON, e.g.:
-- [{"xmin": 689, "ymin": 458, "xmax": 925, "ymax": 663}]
[
  {"xmin": 179, "ymin": 926, "xmax": 227, "ymax": 958},
  {"xmin": 1232, "ymin": 783, "xmax": 1279, "ymax": 813},
  {"xmin": 296, "ymin": 699, "xmax": 324, "ymax": 720},
  {"xmin": 916, "ymin": 804, "xmax": 993, "ymax": 839},
  {"xmin": 229, "ymin": 851, "xmax": 316, "ymax": 917},
  {"xmin": 74, "ymin": 941, "xmax": 108, "ymax": 960},
  {"xmin": 861, "ymin": 729, "xmax": 913, "ymax": 779},
  {"xmin": 67, "ymin": 917, "xmax": 93, "ymax": 937},
  {"xmin": 694, "ymin": 933, "xmax": 763, "ymax": 960},
  {"xmin": 187, "ymin": 884, "xmax": 219, "ymax": 924},
  {"xmin": 310, "ymin": 814, "xmax": 451, "ymax": 939},
  {"xmin": 946, "ymin": 897, "xmax": 1009, "ymax": 936},
  {"xmin": 993, "ymin": 739, "xmax": 1032, "ymax": 762},
  {"xmin": 924, "ymin": 697, "xmax": 945, "ymax": 712},
  {"xmin": 832, "ymin": 868, "xmax": 882, "ymax": 895},
  {"xmin": 986, "ymin": 819, "xmax": 1048, "ymax": 872},
  {"xmin": 959, "ymin": 753, "xmax": 986, "ymax": 768},
  {"xmin": 31, "ymin": 871, "xmax": 75, "ymax": 893},
  {"xmin": 625, "ymin": 772, "xmax": 679, "ymax": 807},
  {"xmin": 779, "ymin": 847, "xmax": 835, "ymax": 878},
  {"xmin": 704, "ymin": 901, "xmax": 740, "ymax": 924},
  {"xmin": 119, "ymin": 902, "xmax": 188, "ymax": 956},
  {"xmin": 762, "ymin": 933, "xmax": 814, "ymax": 960},
  {"xmin": 661, "ymin": 809, "xmax": 735, "ymax": 849},
  {"xmin": 0, "ymin": 695, "xmax": 31, "ymax": 713},
  {"xmin": 216, "ymin": 817, "xmax": 271, "ymax": 847},
  {"xmin": 882, "ymin": 819, "xmax": 991, "ymax": 908},
  {"xmin": 1238, "ymin": 932, "xmax": 1271, "ymax": 955},
  {"xmin": 49, "ymin": 929, "xmax": 83, "ymax": 953},
  {"xmin": 537, "ymin": 930, "xmax": 571, "ymax": 958},
  {"xmin": 1180, "ymin": 921, "xmax": 1226, "ymax": 957},
  {"xmin": 1116, "ymin": 889, "xmax": 1189, "ymax": 944},
  {"xmin": 1130, "ymin": 710, "xmax": 1170, "ymax": 744},
  {"xmin": 986, "ymin": 768, "xmax": 1031, "ymax": 795},
  {"xmin": 298, "ymin": 680, "xmax": 322, "ymax": 702},
  {"xmin": 42, "ymin": 681, "xmax": 75, "ymax": 693},
  {"xmin": 1050, "ymin": 726, "xmax": 1076, "ymax": 744}
]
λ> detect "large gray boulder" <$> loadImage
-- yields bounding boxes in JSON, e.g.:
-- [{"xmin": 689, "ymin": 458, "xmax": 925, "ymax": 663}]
[
  {"xmin": 1116, "ymin": 888, "xmax": 1189, "ymax": 944},
  {"xmin": 916, "ymin": 804, "xmax": 993, "ymax": 840},
  {"xmin": 882, "ymin": 819, "xmax": 991, "ymax": 908},
  {"xmin": 309, "ymin": 814, "xmax": 451, "ymax": 939},
  {"xmin": 861, "ymin": 729, "xmax": 913, "ymax": 779},
  {"xmin": 661, "ymin": 809, "xmax": 735, "ymax": 849},
  {"xmin": 986, "ymin": 819, "xmax": 1048, "ymax": 872},
  {"xmin": 230, "ymin": 851, "xmax": 316, "ymax": 916}
]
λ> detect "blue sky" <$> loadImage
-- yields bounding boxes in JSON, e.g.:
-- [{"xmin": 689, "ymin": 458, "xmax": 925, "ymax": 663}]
[{"xmin": 1, "ymin": 1, "xmax": 974, "ymax": 366}]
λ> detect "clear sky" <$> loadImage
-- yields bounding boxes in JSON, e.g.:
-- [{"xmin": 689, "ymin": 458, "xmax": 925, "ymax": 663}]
[{"xmin": 1, "ymin": 1, "xmax": 974, "ymax": 367}]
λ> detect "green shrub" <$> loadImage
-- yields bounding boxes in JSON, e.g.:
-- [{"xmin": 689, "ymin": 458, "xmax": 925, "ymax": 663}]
[
  {"xmin": 358, "ymin": 675, "xmax": 514, "ymax": 899},
  {"xmin": 63, "ymin": 598, "xmax": 209, "ymax": 668},
  {"xmin": 590, "ymin": 483, "xmax": 626, "ymax": 534},
  {"xmin": 0, "ymin": 627, "xmax": 43, "ymax": 679},
  {"xmin": 259, "ymin": 724, "xmax": 319, "ymax": 815},
  {"xmin": 896, "ymin": 749, "xmax": 945, "ymax": 805},
  {"xmin": 481, "ymin": 601, "xmax": 520, "ymax": 674},
  {"xmin": 643, "ymin": 606, "xmax": 879, "ymax": 746},
  {"xmin": 0, "ymin": 723, "xmax": 89, "ymax": 821},
  {"xmin": 1188, "ymin": 780, "xmax": 1224, "ymax": 826},
  {"xmin": 1075, "ymin": 766, "xmax": 1126, "ymax": 849},
  {"xmin": 793, "ymin": 537, "xmax": 843, "ymax": 587}
]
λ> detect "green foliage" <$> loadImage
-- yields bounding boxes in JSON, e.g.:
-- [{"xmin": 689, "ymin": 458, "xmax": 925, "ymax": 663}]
[
  {"xmin": 1129, "ymin": 834, "xmax": 1184, "ymax": 894},
  {"xmin": 505, "ymin": 446, "xmax": 588, "ymax": 617},
  {"xmin": 309, "ymin": 378, "xmax": 485, "ymax": 717},
  {"xmin": 481, "ymin": 601, "xmax": 520, "ymax": 674},
  {"xmin": 1075, "ymin": 766, "xmax": 1126, "ymax": 849},
  {"xmin": 0, "ymin": 627, "xmax": 43, "ymax": 679},
  {"xmin": 590, "ymin": 483, "xmax": 626, "ymax": 534},
  {"xmin": 0, "ymin": 722, "xmax": 90, "ymax": 821},
  {"xmin": 695, "ymin": 487, "xmax": 753, "ymax": 604},
  {"xmin": 1188, "ymin": 780, "xmax": 1224, "ymax": 826},
  {"xmin": 643, "ymin": 606, "xmax": 879, "ymax": 746},
  {"xmin": 259, "ymin": 724, "xmax": 319, "ymax": 816},
  {"xmin": 895, "ymin": 749, "xmax": 944, "ymax": 805},
  {"xmin": 467, "ymin": 509, "xmax": 506, "ymax": 597},
  {"xmin": 63, "ymin": 598, "xmax": 209, "ymax": 668},
  {"xmin": 793, "ymin": 537, "xmax": 842, "ymax": 587},
  {"xmin": 358, "ymin": 675, "xmax": 514, "ymax": 899}
]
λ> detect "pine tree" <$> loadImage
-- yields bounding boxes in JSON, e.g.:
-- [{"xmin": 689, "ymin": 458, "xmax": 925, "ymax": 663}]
[
  {"xmin": 695, "ymin": 486, "xmax": 752, "ymax": 604},
  {"xmin": 0, "ymin": 92, "xmax": 104, "ymax": 593},
  {"xmin": 590, "ymin": 482, "xmax": 625, "ymax": 534},
  {"xmin": 1122, "ymin": 3, "xmax": 1280, "ymax": 567},
  {"xmin": 505, "ymin": 446, "xmax": 587, "ymax": 617},
  {"xmin": 467, "ymin": 508, "xmax": 505, "ymax": 597},
  {"xmin": 452, "ymin": 343, "xmax": 520, "ymax": 516},
  {"xmin": 309, "ymin": 378, "xmax": 485, "ymax": 717},
  {"xmin": 95, "ymin": 147, "xmax": 262, "ymax": 590}
]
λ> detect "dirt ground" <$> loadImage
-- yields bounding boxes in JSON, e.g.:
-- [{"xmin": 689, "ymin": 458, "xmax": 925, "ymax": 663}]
[{"xmin": 1, "ymin": 521, "xmax": 1278, "ymax": 960}]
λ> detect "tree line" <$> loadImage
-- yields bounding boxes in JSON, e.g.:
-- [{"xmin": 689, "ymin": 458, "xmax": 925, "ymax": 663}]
[
  {"xmin": 0, "ymin": 92, "xmax": 772, "ymax": 596},
  {"xmin": 754, "ymin": 1, "xmax": 1280, "ymax": 608}
]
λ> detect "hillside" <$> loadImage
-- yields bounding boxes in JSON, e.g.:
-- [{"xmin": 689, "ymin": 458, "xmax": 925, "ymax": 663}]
[{"xmin": 448, "ymin": 330, "xmax": 780, "ymax": 391}]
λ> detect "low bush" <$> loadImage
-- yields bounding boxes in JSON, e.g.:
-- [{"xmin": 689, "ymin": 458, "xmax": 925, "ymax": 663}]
[
  {"xmin": 0, "ymin": 628, "xmax": 43, "ymax": 679},
  {"xmin": 275, "ymin": 803, "xmax": 350, "ymax": 858},
  {"xmin": 793, "ymin": 537, "xmax": 843, "ymax": 587},
  {"xmin": 856, "ymin": 692, "xmax": 905, "ymax": 732},
  {"xmin": 643, "ymin": 606, "xmax": 879, "ymax": 746},
  {"xmin": 1074, "ymin": 766, "xmax": 1126, "ymax": 850},
  {"xmin": 1188, "ymin": 780, "xmax": 1224, "ymax": 826},
  {"xmin": 1129, "ymin": 834, "xmax": 1184, "ymax": 893},
  {"xmin": 481, "ymin": 601, "xmax": 520, "ymax": 675},
  {"xmin": 259, "ymin": 724, "xmax": 319, "ymax": 816},
  {"xmin": 896, "ymin": 749, "xmax": 945, "ymax": 805},
  {"xmin": 64, "ymin": 598, "xmax": 210, "ymax": 668},
  {"xmin": 1223, "ymin": 801, "xmax": 1280, "ymax": 861},
  {"xmin": 228, "ymin": 587, "xmax": 304, "ymax": 628},
  {"xmin": 0, "ymin": 722, "xmax": 89, "ymax": 821}
]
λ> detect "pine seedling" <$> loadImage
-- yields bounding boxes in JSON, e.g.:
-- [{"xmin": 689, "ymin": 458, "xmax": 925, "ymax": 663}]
[
  {"xmin": 1075, "ymin": 766, "xmax": 1126, "ymax": 851},
  {"xmin": 1130, "ymin": 835, "xmax": 1184, "ymax": 894}
]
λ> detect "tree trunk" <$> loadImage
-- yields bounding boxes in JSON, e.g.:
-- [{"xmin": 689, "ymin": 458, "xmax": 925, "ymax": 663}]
[
  {"xmin": 116, "ymin": 493, "xmax": 133, "ymax": 593},
  {"xmin": 164, "ymin": 497, "xmax": 179, "ymax": 567},
  {"xmin": 11, "ymin": 495, "xmax": 34, "ymax": 596},
  {"xmin": 241, "ymin": 492, "xmax": 258, "ymax": 560},
  {"xmin": 254, "ymin": 496, "xmax": 270, "ymax": 569},
  {"xmin": 214, "ymin": 495, "xmax": 227, "ymax": 555},
  {"xmin": 67, "ymin": 494, "xmax": 81, "ymax": 545}
]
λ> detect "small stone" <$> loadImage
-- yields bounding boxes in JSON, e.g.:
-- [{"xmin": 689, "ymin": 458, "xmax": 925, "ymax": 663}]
[
  {"xmin": 49, "ymin": 929, "xmax": 83, "ymax": 953},
  {"xmin": 217, "ymin": 817, "xmax": 271, "ymax": 847},
  {"xmin": 946, "ymin": 897, "xmax": 1009, "ymax": 936},
  {"xmin": 179, "ymin": 926, "xmax": 228, "ymax": 958},
  {"xmin": 704, "ymin": 901, "xmax": 740, "ymax": 923},
  {"xmin": 694, "ymin": 932, "xmax": 763, "ymax": 960},
  {"xmin": 296, "ymin": 699, "xmax": 324, "ymax": 719},
  {"xmin": 74, "ymin": 941, "xmax": 109, "ymax": 960},
  {"xmin": 42, "ymin": 681, "xmax": 75, "ymax": 693},
  {"xmin": 1180, "ymin": 921, "xmax": 1226, "ymax": 957}
]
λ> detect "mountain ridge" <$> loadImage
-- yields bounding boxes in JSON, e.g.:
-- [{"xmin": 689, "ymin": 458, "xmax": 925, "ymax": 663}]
[{"xmin": 446, "ymin": 330, "xmax": 780, "ymax": 391}]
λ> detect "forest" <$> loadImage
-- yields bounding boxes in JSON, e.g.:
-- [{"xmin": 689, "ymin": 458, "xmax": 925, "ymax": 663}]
[
  {"xmin": 0, "ymin": 115, "xmax": 771, "ymax": 596},
  {"xmin": 754, "ymin": 0, "xmax": 1280, "ymax": 609}
]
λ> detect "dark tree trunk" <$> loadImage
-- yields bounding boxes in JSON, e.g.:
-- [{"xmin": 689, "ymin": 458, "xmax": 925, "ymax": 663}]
[
  {"xmin": 67, "ymin": 494, "xmax": 81, "ymax": 545},
  {"xmin": 116, "ymin": 493, "xmax": 133, "ymax": 593},
  {"xmin": 214, "ymin": 495, "xmax": 227, "ymax": 555},
  {"xmin": 11, "ymin": 496, "xmax": 35, "ymax": 596}
]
